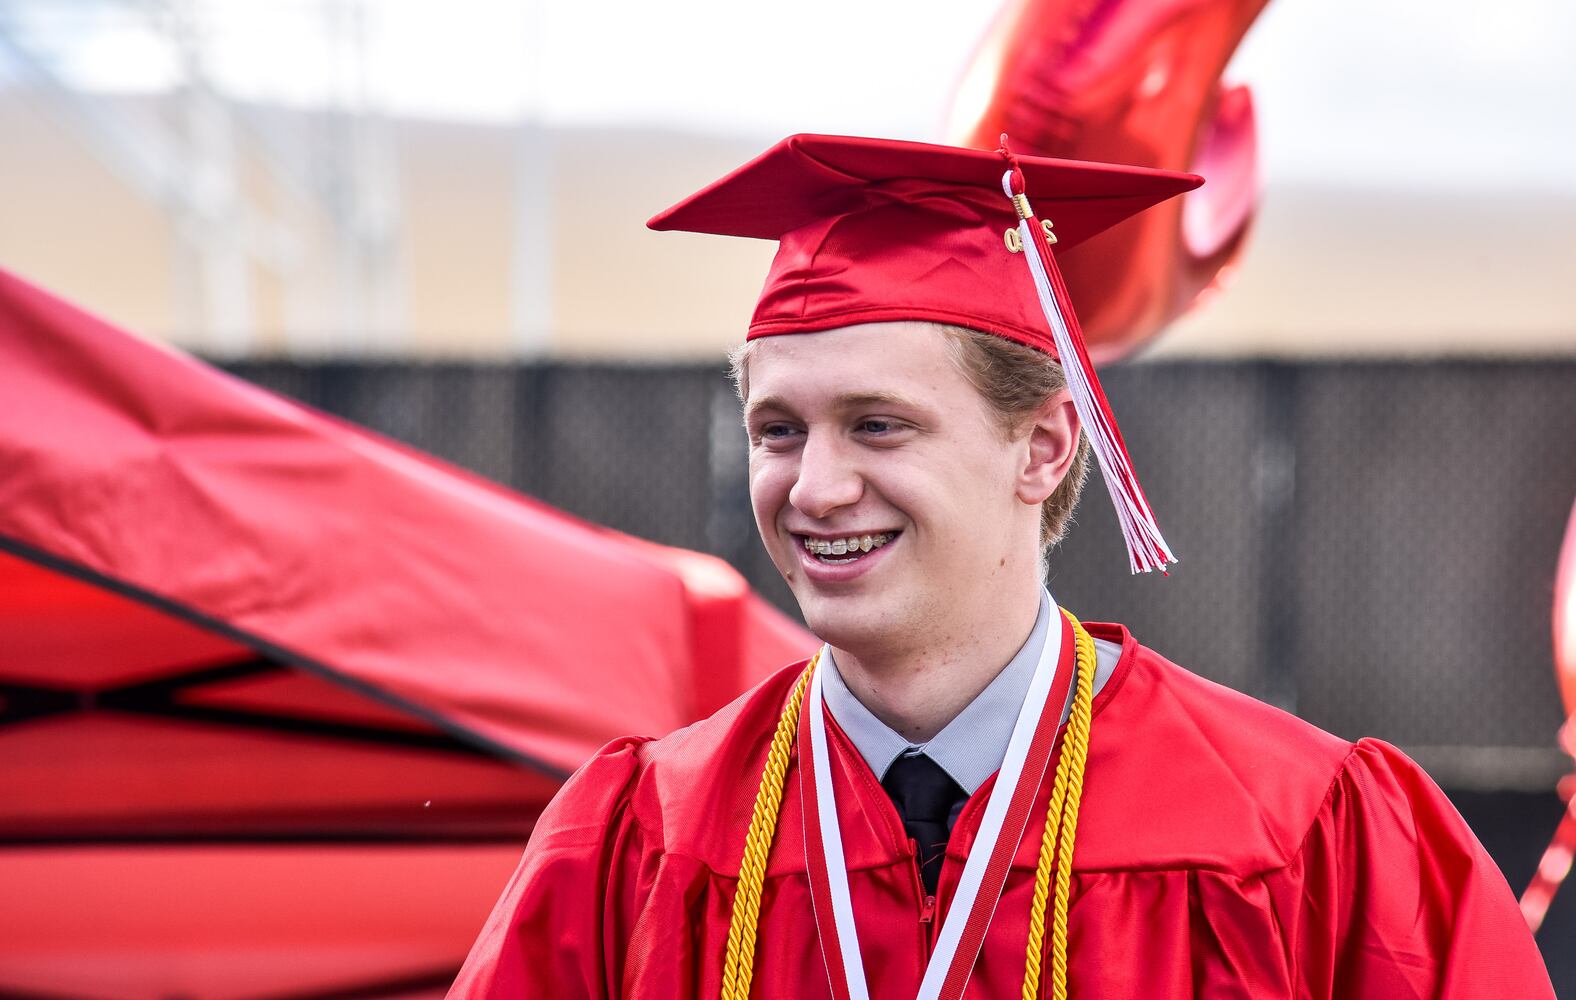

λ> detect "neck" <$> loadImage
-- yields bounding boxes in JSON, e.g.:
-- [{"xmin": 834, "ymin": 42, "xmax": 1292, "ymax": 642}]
[{"xmin": 830, "ymin": 586, "xmax": 1042, "ymax": 743}]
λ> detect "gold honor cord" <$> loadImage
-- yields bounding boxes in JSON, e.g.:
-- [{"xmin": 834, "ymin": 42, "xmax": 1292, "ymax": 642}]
[
  {"xmin": 720, "ymin": 652, "xmax": 817, "ymax": 1000},
  {"xmin": 1021, "ymin": 611, "xmax": 1095, "ymax": 1000},
  {"xmin": 721, "ymin": 612, "xmax": 1098, "ymax": 1000}
]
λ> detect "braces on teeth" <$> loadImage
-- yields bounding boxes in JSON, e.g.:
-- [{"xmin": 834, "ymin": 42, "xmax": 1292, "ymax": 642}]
[{"xmin": 802, "ymin": 532, "xmax": 895, "ymax": 557}]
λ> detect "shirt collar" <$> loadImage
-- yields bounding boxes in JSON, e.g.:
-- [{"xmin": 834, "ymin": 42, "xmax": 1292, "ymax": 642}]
[{"xmin": 820, "ymin": 588, "xmax": 1053, "ymax": 795}]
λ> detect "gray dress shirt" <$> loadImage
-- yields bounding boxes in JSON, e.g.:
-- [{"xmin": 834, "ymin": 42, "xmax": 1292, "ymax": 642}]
[{"xmin": 820, "ymin": 588, "xmax": 1122, "ymax": 795}]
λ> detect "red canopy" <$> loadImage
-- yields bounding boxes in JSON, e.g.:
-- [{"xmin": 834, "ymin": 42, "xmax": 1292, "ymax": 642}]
[{"xmin": 0, "ymin": 268, "xmax": 813, "ymax": 1000}]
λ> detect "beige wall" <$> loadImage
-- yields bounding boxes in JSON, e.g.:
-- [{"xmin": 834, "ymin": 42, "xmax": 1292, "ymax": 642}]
[
  {"xmin": 1156, "ymin": 185, "xmax": 1576, "ymax": 359},
  {"xmin": 0, "ymin": 93, "xmax": 177, "ymax": 338},
  {"xmin": 0, "ymin": 90, "xmax": 1570, "ymax": 360},
  {"xmin": 400, "ymin": 119, "xmax": 516, "ymax": 354},
  {"xmin": 552, "ymin": 129, "xmax": 776, "ymax": 357}
]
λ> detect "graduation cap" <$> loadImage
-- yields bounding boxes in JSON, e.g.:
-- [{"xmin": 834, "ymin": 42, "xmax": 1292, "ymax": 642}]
[{"xmin": 649, "ymin": 133, "xmax": 1202, "ymax": 574}]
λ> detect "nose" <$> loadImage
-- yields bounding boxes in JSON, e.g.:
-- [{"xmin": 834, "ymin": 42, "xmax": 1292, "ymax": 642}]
[{"xmin": 788, "ymin": 428, "xmax": 863, "ymax": 519}]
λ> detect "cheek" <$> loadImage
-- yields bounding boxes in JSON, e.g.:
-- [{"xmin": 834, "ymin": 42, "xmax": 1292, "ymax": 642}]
[
  {"xmin": 908, "ymin": 445, "xmax": 1020, "ymax": 546},
  {"xmin": 747, "ymin": 456, "xmax": 794, "ymax": 526}
]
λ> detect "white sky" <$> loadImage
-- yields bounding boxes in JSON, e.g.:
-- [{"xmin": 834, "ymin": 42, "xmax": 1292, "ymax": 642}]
[{"xmin": 3, "ymin": 0, "xmax": 1573, "ymax": 193}]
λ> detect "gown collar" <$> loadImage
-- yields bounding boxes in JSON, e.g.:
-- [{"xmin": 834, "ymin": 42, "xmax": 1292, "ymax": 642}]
[{"xmin": 821, "ymin": 589, "xmax": 1120, "ymax": 795}]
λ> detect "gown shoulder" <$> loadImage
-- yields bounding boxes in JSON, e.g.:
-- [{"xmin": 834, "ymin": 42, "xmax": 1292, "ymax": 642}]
[
  {"xmin": 447, "ymin": 659, "xmax": 814, "ymax": 999},
  {"xmin": 610, "ymin": 658, "xmax": 815, "ymax": 876},
  {"xmin": 1074, "ymin": 629, "xmax": 1356, "ymax": 874},
  {"xmin": 1274, "ymin": 737, "xmax": 1554, "ymax": 997},
  {"xmin": 1068, "ymin": 629, "xmax": 1552, "ymax": 996}
]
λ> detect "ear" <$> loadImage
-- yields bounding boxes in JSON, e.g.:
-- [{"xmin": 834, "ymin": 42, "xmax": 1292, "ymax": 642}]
[{"xmin": 1016, "ymin": 388, "xmax": 1080, "ymax": 506}]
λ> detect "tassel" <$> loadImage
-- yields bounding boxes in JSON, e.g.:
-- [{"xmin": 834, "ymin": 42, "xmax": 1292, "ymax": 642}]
[{"xmin": 999, "ymin": 168, "xmax": 1176, "ymax": 574}]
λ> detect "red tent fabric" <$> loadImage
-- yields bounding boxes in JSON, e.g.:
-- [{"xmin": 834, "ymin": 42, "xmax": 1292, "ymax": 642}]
[{"xmin": 0, "ymin": 267, "xmax": 813, "ymax": 1000}]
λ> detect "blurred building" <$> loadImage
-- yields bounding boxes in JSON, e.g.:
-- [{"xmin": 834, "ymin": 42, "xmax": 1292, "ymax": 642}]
[
  {"xmin": 1, "ymin": 0, "xmax": 1573, "ymax": 360},
  {"xmin": 5, "ymin": 91, "xmax": 1576, "ymax": 361}
]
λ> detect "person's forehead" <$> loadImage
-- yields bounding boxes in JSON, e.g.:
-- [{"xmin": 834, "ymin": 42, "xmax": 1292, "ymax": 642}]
[
  {"xmin": 743, "ymin": 323, "xmax": 966, "ymax": 403},
  {"xmin": 747, "ymin": 321, "xmax": 955, "ymax": 365}
]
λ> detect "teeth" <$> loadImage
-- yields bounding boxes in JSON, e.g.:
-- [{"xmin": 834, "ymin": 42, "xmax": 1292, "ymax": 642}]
[{"xmin": 801, "ymin": 532, "xmax": 896, "ymax": 557}]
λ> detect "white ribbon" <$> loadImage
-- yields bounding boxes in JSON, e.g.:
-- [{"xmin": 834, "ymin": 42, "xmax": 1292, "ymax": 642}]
[{"xmin": 806, "ymin": 600, "xmax": 1071, "ymax": 1000}]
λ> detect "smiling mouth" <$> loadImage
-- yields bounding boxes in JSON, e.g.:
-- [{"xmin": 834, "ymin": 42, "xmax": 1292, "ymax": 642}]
[{"xmin": 798, "ymin": 531, "xmax": 899, "ymax": 564}]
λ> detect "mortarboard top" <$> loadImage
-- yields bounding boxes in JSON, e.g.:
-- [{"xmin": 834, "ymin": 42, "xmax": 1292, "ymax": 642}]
[
  {"xmin": 647, "ymin": 133, "xmax": 1201, "ymax": 353},
  {"xmin": 649, "ymin": 133, "xmax": 1201, "ymax": 575}
]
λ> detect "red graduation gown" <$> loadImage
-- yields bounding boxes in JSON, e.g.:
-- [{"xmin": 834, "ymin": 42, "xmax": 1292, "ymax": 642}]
[{"xmin": 450, "ymin": 624, "xmax": 1553, "ymax": 999}]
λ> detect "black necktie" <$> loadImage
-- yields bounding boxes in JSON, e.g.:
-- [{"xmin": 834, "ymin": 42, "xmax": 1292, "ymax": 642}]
[{"xmin": 882, "ymin": 752, "xmax": 967, "ymax": 896}]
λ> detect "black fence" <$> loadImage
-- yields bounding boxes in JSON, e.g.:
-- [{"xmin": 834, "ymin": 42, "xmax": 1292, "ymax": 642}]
[{"xmin": 226, "ymin": 358, "xmax": 1576, "ymax": 789}]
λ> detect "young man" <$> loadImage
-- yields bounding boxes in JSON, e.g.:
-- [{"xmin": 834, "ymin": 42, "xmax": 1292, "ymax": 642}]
[{"xmin": 450, "ymin": 135, "xmax": 1552, "ymax": 998}]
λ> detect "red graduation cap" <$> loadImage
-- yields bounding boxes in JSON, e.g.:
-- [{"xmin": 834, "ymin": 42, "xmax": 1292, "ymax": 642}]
[{"xmin": 649, "ymin": 134, "xmax": 1202, "ymax": 574}]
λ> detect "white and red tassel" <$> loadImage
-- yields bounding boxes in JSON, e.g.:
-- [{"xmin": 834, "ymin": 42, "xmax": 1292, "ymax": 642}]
[{"xmin": 1000, "ymin": 169, "xmax": 1176, "ymax": 574}]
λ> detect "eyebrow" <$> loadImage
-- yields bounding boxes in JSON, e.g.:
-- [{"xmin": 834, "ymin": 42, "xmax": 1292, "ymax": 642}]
[{"xmin": 744, "ymin": 390, "xmax": 925, "ymax": 423}]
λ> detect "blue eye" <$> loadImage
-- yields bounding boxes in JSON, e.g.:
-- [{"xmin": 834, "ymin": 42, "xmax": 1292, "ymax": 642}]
[
  {"xmin": 754, "ymin": 423, "xmax": 802, "ymax": 447},
  {"xmin": 858, "ymin": 419, "xmax": 894, "ymax": 434}
]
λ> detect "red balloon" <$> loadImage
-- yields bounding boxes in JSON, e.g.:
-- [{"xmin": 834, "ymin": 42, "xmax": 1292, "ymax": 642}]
[
  {"xmin": 1555, "ymin": 499, "xmax": 1576, "ymax": 719},
  {"xmin": 948, "ymin": 0, "xmax": 1268, "ymax": 361}
]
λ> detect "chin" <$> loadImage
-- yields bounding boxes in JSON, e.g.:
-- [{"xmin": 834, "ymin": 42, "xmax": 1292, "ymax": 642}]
[{"xmin": 796, "ymin": 591, "xmax": 908, "ymax": 654}]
